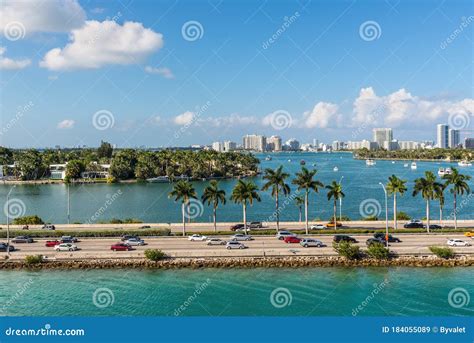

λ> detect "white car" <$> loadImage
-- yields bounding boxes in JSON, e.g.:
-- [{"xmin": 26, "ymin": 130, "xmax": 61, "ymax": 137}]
[
  {"xmin": 230, "ymin": 234, "xmax": 253, "ymax": 241},
  {"xmin": 54, "ymin": 243, "xmax": 77, "ymax": 251},
  {"xmin": 126, "ymin": 238, "xmax": 145, "ymax": 246},
  {"xmin": 310, "ymin": 224, "xmax": 326, "ymax": 230},
  {"xmin": 188, "ymin": 234, "xmax": 208, "ymax": 241},
  {"xmin": 226, "ymin": 241, "xmax": 246, "ymax": 249},
  {"xmin": 300, "ymin": 238, "xmax": 323, "ymax": 248},
  {"xmin": 276, "ymin": 231, "xmax": 297, "ymax": 240},
  {"xmin": 447, "ymin": 239, "xmax": 471, "ymax": 247},
  {"xmin": 207, "ymin": 238, "xmax": 226, "ymax": 245}
]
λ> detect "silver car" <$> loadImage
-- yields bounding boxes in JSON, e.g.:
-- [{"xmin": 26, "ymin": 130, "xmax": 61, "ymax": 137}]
[
  {"xmin": 207, "ymin": 238, "xmax": 226, "ymax": 245},
  {"xmin": 300, "ymin": 238, "xmax": 323, "ymax": 248},
  {"xmin": 231, "ymin": 234, "xmax": 253, "ymax": 241},
  {"xmin": 54, "ymin": 243, "xmax": 77, "ymax": 251},
  {"xmin": 226, "ymin": 241, "xmax": 246, "ymax": 249},
  {"xmin": 276, "ymin": 231, "xmax": 297, "ymax": 240},
  {"xmin": 126, "ymin": 238, "xmax": 145, "ymax": 246}
]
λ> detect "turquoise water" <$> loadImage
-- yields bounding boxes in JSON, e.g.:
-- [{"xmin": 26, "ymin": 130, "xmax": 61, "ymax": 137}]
[
  {"xmin": 0, "ymin": 268, "xmax": 472, "ymax": 316},
  {"xmin": 0, "ymin": 152, "xmax": 473, "ymax": 224}
]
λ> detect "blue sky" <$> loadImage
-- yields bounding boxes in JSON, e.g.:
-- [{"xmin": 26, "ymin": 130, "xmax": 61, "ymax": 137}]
[{"xmin": 0, "ymin": 0, "xmax": 472, "ymax": 148}]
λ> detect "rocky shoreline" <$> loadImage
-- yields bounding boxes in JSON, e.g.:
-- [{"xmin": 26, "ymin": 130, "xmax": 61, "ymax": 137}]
[{"xmin": 1, "ymin": 255, "xmax": 473, "ymax": 270}]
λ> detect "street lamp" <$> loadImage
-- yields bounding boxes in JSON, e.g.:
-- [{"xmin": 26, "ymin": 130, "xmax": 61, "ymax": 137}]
[
  {"xmin": 339, "ymin": 176, "xmax": 344, "ymax": 221},
  {"xmin": 378, "ymin": 182, "xmax": 389, "ymax": 248},
  {"xmin": 6, "ymin": 185, "xmax": 16, "ymax": 256},
  {"xmin": 67, "ymin": 183, "xmax": 71, "ymax": 224}
]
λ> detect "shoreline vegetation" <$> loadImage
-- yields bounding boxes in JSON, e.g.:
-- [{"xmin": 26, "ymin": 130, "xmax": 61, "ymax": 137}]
[{"xmin": 354, "ymin": 147, "xmax": 473, "ymax": 161}]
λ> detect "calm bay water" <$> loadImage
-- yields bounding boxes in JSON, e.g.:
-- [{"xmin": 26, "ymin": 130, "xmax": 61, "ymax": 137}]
[
  {"xmin": 0, "ymin": 267, "xmax": 472, "ymax": 316},
  {"xmin": 0, "ymin": 152, "xmax": 473, "ymax": 224}
]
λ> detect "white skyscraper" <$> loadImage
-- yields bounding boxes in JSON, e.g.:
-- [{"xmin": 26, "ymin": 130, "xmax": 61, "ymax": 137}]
[
  {"xmin": 373, "ymin": 128, "xmax": 393, "ymax": 148},
  {"xmin": 437, "ymin": 124, "xmax": 449, "ymax": 148},
  {"xmin": 267, "ymin": 135, "xmax": 282, "ymax": 151},
  {"xmin": 242, "ymin": 135, "xmax": 266, "ymax": 151}
]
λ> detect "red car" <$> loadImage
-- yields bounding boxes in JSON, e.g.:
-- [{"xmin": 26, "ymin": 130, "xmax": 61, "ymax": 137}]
[
  {"xmin": 45, "ymin": 240, "xmax": 60, "ymax": 247},
  {"xmin": 284, "ymin": 236, "xmax": 301, "ymax": 243},
  {"xmin": 111, "ymin": 243, "xmax": 132, "ymax": 251}
]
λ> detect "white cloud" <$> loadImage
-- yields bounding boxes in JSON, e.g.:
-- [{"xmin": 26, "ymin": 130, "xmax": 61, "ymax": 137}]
[
  {"xmin": 301, "ymin": 102, "xmax": 340, "ymax": 128},
  {"xmin": 0, "ymin": 0, "xmax": 86, "ymax": 34},
  {"xmin": 174, "ymin": 111, "xmax": 195, "ymax": 125},
  {"xmin": 40, "ymin": 20, "xmax": 164, "ymax": 70},
  {"xmin": 352, "ymin": 87, "xmax": 474, "ymax": 128},
  {"xmin": 145, "ymin": 66, "xmax": 174, "ymax": 79},
  {"xmin": 57, "ymin": 119, "xmax": 75, "ymax": 129},
  {"xmin": 0, "ymin": 46, "xmax": 30, "ymax": 70}
]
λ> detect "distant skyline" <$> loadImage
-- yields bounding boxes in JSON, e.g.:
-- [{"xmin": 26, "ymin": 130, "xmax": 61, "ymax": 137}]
[{"xmin": 0, "ymin": 0, "xmax": 472, "ymax": 148}]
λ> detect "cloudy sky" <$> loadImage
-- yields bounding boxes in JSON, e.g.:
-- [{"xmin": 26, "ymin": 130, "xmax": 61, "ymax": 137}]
[{"xmin": 0, "ymin": 0, "xmax": 472, "ymax": 148}]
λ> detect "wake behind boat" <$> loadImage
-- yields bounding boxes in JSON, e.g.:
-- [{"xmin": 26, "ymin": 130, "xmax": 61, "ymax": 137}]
[{"xmin": 366, "ymin": 159, "xmax": 376, "ymax": 166}]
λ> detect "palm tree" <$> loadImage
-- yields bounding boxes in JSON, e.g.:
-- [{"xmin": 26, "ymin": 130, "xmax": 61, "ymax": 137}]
[
  {"xmin": 261, "ymin": 166, "xmax": 290, "ymax": 231},
  {"xmin": 412, "ymin": 171, "xmax": 443, "ymax": 233},
  {"xmin": 294, "ymin": 195, "xmax": 305, "ymax": 222},
  {"xmin": 326, "ymin": 181, "xmax": 345, "ymax": 228},
  {"xmin": 434, "ymin": 183, "xmax": 446, "ymax": 226},
  {"xmin": 231, "ymin": 180, "xmax": 261, "ymax": 234},
  {"xmin": 292, "ymin": 167, "xmax": 324, "ymax": 234},
  {"xmin": 168, "ymin": 180, "xmax": 197, "ymax": 236},
  {"xmin": 201, "ymin": 180, "xmax": 226, "ymax": 233},
  {"xmin": 386, "ymin": 175, "xmax": 407, "ymax": 230},
  {"xmin": 443, "ymin": 168, "xmax": 471, "ymax": 229}
]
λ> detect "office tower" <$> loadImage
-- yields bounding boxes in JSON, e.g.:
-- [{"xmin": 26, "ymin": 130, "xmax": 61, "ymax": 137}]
[
  {"xmin": 448, "ymin": 129, "xmax": 460, "ymax": 148},
  {"xmin": 373, "ymin": 128, "xmax": 393, "ymax": 148},
  {"xmin": 242, "ymin": 134, "xmax": 266, "ymax": 151},
  {"xmin": 266, "ymin": 135, "xmax": 282, "ymax": 151},
  {"xmin": 437, "ymin": 124, "xmax": 449, "ymax": 148}
]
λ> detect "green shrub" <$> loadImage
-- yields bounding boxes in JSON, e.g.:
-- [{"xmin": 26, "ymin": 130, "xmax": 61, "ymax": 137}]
[
  {"xmin": 396, "ymin": 211, "xmax": 411, "ymax": 220},
  {"xmin": 362, "ymin": 215, "xmax": 379, "ymax": 221},
  {"xmin": 144, "ymin": 249, "xmax": 166, "ymax": 261},
  {"xmin": 109, "ymin": 218, "xmax": 143, "ymax": 224},
  {"xmin": 429, "ymin": 246, "xmax": 455, "ymax": 259},
  {"xmin": 366, "ymin": 242, "xmax": 390, "ymax": 259},
  {"xmin": 0, "ymin": 228, "xmax": 171, "ymax": 239},
  {"xmin": 333, "ymin": 241, "xmax": 361, "ymax": 260},
  {"xmin": 13, "ymin": 215, "xmax": 44, "ymax": 225},
  {"xmin": 25, "ymin": 255, "xmax": 43, "ymax": 265}
]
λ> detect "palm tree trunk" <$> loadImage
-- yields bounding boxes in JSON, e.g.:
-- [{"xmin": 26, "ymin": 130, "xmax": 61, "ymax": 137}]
[
  {"xmin": 426, "ymin": 200, "xmax": 430, "ymax": 233},
  {"xmin": 243, "ymin": 202, "xmax": 247, "ymax": 235},
  {"xmin": 439, "ymin": 203, "xmax": 443, "ymax": 226},
  {"xmin": 213, "ymin": 205, "xmax": 217, "ymax": 233},
  {"xmin": 393, "ymin": 193, "xmax": 397, "ymax": 230},
  {"xmin": 182, "ymin": 203, "xmax": 186, "ymax": 236},
  {"xmin": 275, "ymin": 190, "xmax": 280, "ymax": 231},
  {"xmin": 298, "ymin": 206, "xmax": 302, "ymax": 222},
  {"xmin": 304, "ymin": 191, "xmax": 309, "ymax": 235},
  {"xmin": 453, "ymin": 193, "xmax": 457, "ymax": 230},
  {"xmin": 333, "ymin": 199, "xmax": 337, "ymax": 230}
]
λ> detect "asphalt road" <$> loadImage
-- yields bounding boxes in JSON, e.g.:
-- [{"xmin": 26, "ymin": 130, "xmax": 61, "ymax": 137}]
[{"xmin": 3, "ymin": 234, "xmax": 473, "ymax": 260}]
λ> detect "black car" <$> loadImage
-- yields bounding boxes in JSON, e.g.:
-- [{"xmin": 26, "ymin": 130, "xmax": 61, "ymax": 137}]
[
  {"xmin": 11, "ymin": 236, "xmax": 34, "ymax": 243},
  {"xmin": 373, "ymin": 233, "xmax": 401, "ymax": 242},
  {"xmin": 366, "ymin": 237, "xmax": 387, "ymax": 246},
  {"xmin": 333, "ymin": 235, "xmax": 357, "ymax": 243},
  {"xmin": 121, "ymin": 235, "xmax": 140, "ymax": 241},
  {"xmin": 230, "ymin": 224, "xmax": 245, "ymax": 231},
  {"xmin": 139, "ymin": 225, "xmax": 151, "ymax": 229},
  {"xmin": 248, "ymin": 222, "xmax": 263, "ymax": 229},
  {"xmin": 426, "ymin": 224, "xmax": 442, "ymax": 230},
  {"xmin": 0, "ymin": 242, "xmax": 15, "ymax": 252},
  {"xmin": 403, "ymin": 222, "xmax": 424, "ymax": 229}
]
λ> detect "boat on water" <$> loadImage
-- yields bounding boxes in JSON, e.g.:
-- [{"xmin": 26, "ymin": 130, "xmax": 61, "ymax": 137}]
[
  {"xmin": 312, "ymin": 163, "xmax": 317, "ymax": 166},
  {"xmin": 147, "ymin": 176, "xmax": 170, "ymax": 183},
  {"xmin": 333, "ymin": 166, "xmax": 339, "ymax": 172},
  {"xmin": 391, "ymin": 161, "xmax": 395, "ymax": 164},
  {"xmin": 404, "ymin": 163, "xmax": 409, "ymax": 168},
  {"xmin": 365, "ymin": 159, "xmax": 376, "ymax": 166},
  {"xmin": 300, "ymin": 160, "xmax": 306, "ymax": 165},
  {"xmin": 265, "ymin": 156, "xmax": 272, "ymax": 161},
  {"xmin": 288, "ymin": 159, "xmax": 292, "ymax": 162},
  {"xmin": 438, "ymin": 167, "xmax": 452, "ymax": 177},
  {"xmin": 410, "ymin": 162, "xmax": 417, "ymax": 170},
  {"xmin": 458, "ymin": 160, "xmax": 472, "ymax": 167}
]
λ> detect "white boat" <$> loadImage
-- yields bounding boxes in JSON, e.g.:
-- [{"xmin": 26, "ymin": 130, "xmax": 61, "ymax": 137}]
[
  {"xmin": 410, "ymin": 162, "xmax": 417, "ymax": 170},
  {"xmin": 403, "ymin": 163, "xmax": 409, "ymax": 168},
  {"xmin": 333, "ymin": 166, "xmax": 339, "ymax": 172},
  {"xmin": 391, "ymin": 161, "xmax": 395, "ymax": 164},
  {"xmin": 366, "ymin": 159, "xmax": 376, "ymax": 166},
  {"xmin": 265, "ymin": 156, "xmax": 272, "ymax": 161},
  {"xmin": 438, "ymin": 167, "xmax": 453, "ymax": 177},
  {"xmin": 147, "ymin": 176, "xmax": 170, "ymax": 183},
  {"xmin": 458, "ymin": 160, "xmax": 472, "ymax": 167}
]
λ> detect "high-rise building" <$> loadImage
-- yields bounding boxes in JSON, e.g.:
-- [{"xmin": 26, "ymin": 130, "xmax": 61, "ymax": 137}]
[
  {"xmin": 437, "ymin": 124, "xmax": 449, "ymax": 148},
  {"xmin": 211, "ymin": 142, "xmax": 223, "ymax": 152},
  {"xmin": 448, "ymin": 129, "xmax": 460, "ymax": 148},
  {"xmin": 242, "ymin": 135, "xmax": 266, "ymax": 151},
  {"xmin": 383, "ymin": 140, "xmax": 399, "ymax": 151},
  {"xmin": 398, "ymin": 141, "xmax": 420, "ymax": 150},
  {"xmin": 285, "ymin": 138, "xmax": 300, "ymax": 151},
  {"xmin": 332, "ymin": 141, "xmax": 344, "ymax": 151},
  {"xmin": 465, "ymin": 138, "xmax": 474, "ymax": 149},
  {"xmin": 223, "ymin": 141, "xmax": 237, "ymax": 152},
  {"xmin": 266, "ymin": 135, "xmax": 282, "ymax": 151},
  {"xmin": 373, "ymin": 128, "xmax": 393, "ymax": 148}
]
